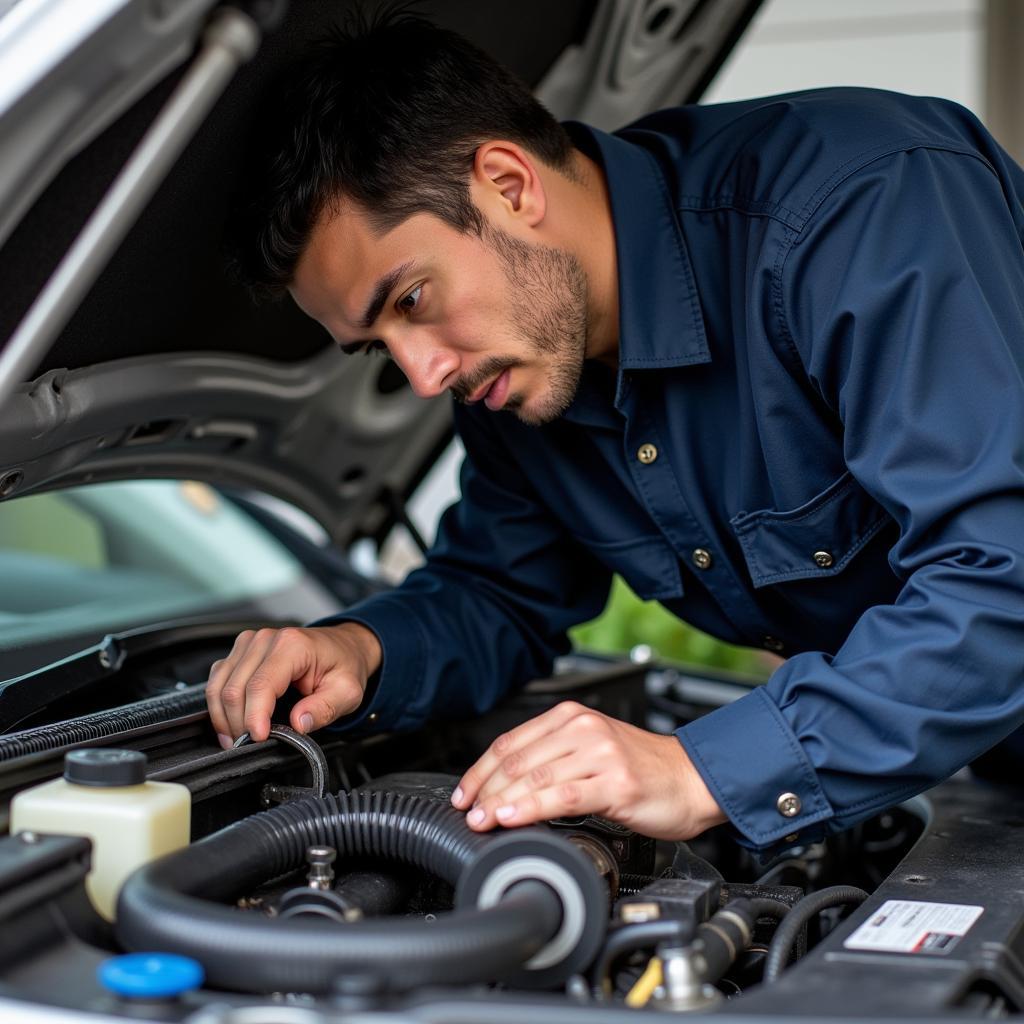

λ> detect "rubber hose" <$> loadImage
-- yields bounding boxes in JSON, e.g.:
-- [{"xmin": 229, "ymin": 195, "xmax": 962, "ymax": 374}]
[
  {"xmin": 696, "ymin": 898, "xmax": 790, "ymax": 982},
  {"xmin": 0, "ymin": 685, "xmax": 206, "ymax": 761},
  {"xmin": 743, "ymin": 898, "xmax": 792, "ymax": 922},
  {"xmin": 117, "ymin": 791, "xmax": 564, "ymax": 994},
  {"xmin": 762, "ymin": 885, "xmax": 868, "ymax": 983},
  {"xmin": 591, "ymin": 919, "xmax": 691, "ymax": 992}
]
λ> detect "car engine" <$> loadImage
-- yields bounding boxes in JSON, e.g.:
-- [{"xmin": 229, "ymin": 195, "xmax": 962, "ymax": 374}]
[{"xmin": 0, "ymin": 640, "xmax": 1021, "ymax": 1023}]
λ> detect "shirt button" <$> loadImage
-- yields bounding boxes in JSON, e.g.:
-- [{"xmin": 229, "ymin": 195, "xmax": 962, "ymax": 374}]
[
  {"xmin": 367, "ymin": 712, "xmax": 378, "ymax": 724},
  {"xmin": 776, "ymin": 792, "xmax": 802, "ymax": 818},
  {"xmin": 691, "ymin": 548, "xmax": 713, "ymax": 570},
  {"xmin": 762, "ymin": 636, "xmax": 785, "ymax": 653},
  {"xmin": 813, "ymin": 550, "xmax": 834, "ymax": 569},
  {"xmin": 637, "ymin": 443, "xmax": 658, "ymax": 464}
]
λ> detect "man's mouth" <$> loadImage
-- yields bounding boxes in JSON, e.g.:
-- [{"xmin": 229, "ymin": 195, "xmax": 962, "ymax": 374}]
[
  {"xmin": 483, "ymin": 368, "xmax": 511, "ymax": 410},
  {"xmin": 467, "ymin": 368, "xmax": 512, "ymax": 411}
]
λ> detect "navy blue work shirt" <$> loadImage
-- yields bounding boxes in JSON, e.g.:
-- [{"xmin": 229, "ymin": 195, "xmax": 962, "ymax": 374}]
[{"xmin": 326, "ymin": 88, "xmax": 1024, "ymax": 851}]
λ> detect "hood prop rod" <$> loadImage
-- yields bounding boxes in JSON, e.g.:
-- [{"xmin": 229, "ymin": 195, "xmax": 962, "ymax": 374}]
[{"xmin": 0, "ymin": 6, "xmax": 261, "ymax": 410}]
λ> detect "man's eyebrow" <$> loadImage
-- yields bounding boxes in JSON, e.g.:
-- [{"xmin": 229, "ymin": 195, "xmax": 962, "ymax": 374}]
[{"xmin": 357, "ymin": 260, "xmax": 416, "ymax": 329}]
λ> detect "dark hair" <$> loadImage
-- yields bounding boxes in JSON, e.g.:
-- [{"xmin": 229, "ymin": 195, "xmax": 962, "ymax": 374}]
[{"xmin": 231, "ymin": 6, "xmax": 577, "ymax": 297}]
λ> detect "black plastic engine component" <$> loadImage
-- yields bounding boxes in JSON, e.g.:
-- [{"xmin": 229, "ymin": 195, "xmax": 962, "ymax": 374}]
[
  {"xmin": 617, "ymin": 876, "xmax": 721, "ymax": 931},
  {"xmin": 0, "ymin": 831, "xmax": 91, "ymax": 921}
]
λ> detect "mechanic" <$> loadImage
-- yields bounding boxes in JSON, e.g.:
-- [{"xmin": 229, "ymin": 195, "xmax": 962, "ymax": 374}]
[{"xmin": 206, "ymin": 11, "xmax": 1024, "ymax": 853}]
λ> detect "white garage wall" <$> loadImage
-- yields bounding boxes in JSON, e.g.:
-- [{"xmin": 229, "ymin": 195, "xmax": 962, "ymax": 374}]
[{"xmin": 703, "ymin": 0, "xmax": 984, "ymax": 115}]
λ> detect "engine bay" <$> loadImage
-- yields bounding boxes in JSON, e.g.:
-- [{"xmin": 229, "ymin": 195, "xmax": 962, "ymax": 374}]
[{"xmin": 0, "ymin": 645, "xmax": 1022, "ymax": 1023}]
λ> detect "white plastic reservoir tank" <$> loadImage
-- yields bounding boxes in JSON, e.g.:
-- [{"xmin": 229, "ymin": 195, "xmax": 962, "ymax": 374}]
[{"xmin": 9, "ymin": 748, "xmax": 190, "ymax": 921}]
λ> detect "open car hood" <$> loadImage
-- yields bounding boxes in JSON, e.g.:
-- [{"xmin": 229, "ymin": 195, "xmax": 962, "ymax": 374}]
[
  {"xmin": 0, "ymin": 0, "xmax": 762, "ymax": 541},
  {"xmin": 0, "ymin": 349, "xmax": 450, "ymax": 546}
]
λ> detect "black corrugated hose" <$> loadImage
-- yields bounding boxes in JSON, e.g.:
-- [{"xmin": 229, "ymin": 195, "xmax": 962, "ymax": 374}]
[
  {"xmin": 116, "ymin": 790, "xmax": 564, "ymax": 994},
  {"xmin": 762, "ymin": 885, "xmax": 869, "ymax": 983}
]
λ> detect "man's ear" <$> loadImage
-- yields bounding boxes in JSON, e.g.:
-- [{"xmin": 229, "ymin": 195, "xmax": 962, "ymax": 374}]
[{"xmin": 471, "ymin": 142, "xmax": 546, "ymax": 227}]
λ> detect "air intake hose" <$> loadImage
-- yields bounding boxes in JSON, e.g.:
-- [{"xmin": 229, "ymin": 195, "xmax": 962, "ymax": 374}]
[{"xmin": 116, "ymin": 790, "xmax": 606, "ymax": 993}]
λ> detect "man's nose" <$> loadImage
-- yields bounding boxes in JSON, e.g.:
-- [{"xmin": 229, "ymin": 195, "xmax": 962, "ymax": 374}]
[{"xmin": 390, "ymin": 334, "xmax": 460, "ymax": 399}]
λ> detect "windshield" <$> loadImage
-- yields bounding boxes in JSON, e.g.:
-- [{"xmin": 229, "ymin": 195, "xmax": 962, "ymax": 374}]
[{"xmin": 0, "ymin": 479, "xmax": 309, "ymax": 654}]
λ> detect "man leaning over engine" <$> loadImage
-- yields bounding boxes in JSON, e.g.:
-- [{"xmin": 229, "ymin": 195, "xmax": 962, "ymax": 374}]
[{"xmin": 206, "ymin": 11, "xmax": 1024, "ymax": 855}]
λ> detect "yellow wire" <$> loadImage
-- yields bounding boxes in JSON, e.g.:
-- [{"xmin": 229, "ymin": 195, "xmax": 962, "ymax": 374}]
[{"xmin": 625, "ymin": 956, "xmax": 663, "ymax": 1008}]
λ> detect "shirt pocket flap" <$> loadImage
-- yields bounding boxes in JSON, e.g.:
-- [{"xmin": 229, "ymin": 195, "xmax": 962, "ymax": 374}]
[
  {"xmin": 585, "ymin": 535, "xmax": 684, "ymax": 601},
  {"xmin": 729, "ymin": 471, "xmax": 890, "ymax": 588}
]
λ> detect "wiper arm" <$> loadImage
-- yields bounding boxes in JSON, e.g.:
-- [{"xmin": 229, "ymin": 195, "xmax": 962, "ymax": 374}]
[{"xmin": 0, "ymin": 617, "xmax": 288, "ymax": 733}]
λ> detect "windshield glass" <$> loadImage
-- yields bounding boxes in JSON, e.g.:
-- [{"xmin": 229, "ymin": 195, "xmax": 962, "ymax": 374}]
[{"xmin": 0, "ymin": 479, "xmax": 308, "ymax": 653}]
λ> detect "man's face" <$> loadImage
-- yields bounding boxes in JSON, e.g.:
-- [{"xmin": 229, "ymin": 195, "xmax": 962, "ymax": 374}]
[{"xmin": 290, "ymin": 204, "xmax": 589, "ymax": 426}]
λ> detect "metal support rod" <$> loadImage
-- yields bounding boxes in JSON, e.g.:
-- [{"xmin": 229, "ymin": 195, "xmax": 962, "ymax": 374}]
[{"xmin": 0, "ymin": 7, "xmax": 260, "ymax": 411}]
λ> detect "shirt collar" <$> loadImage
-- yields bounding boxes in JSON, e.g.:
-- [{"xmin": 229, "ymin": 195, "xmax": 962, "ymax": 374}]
[{"xmin": 565, "ymin": 121, "xmax": 711, "ymax": 377}]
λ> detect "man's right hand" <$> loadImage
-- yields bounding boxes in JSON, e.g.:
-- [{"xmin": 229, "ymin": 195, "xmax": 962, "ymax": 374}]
[{"xmin": 205, "ymin": 623, "xmax": 382, "ymax": 749}]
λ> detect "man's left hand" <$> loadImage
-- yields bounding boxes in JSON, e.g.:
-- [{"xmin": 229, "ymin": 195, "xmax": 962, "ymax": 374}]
[{"xmin": 451, "ymin": 701, "xmax": 727, "ymax": 840}]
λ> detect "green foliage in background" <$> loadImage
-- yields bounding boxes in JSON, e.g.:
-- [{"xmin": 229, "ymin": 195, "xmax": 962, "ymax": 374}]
[{"xmin": 571, "ymin": 575, "xmax": 773, "ymax": 679}]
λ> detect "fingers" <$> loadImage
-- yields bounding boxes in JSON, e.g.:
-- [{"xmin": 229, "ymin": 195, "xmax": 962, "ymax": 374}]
[
  {"xmin": 205, "ymin": 628, "xmax": 313, "ymax": 744},
  {"xmin": 205, "ymin": 629, "xmax": 265, "ymax": 742},
  {"xmin": 288, "ymin": 675, "xmax": 357, "ymax": 734},
  {"xmin": 452, "ymin": 707, "xmax": 723, "ymax": 841},
  {"xmin": 205, "ymin": 626, "xmax": 374, "ymax": 751},
  {"xmin": 285, "ymin": 625, "xmax": 378, "ymax": 732},
  {"xmin": 467, "ymin": 775, "xmax": 605, "ymax": 831},
  {"xmin": 469, "ymin": 728, "xmax": 581, "ymax": 809},
  {"xmin": 453, "ymin": 701, "xmax": 588, "ymax": 809}
]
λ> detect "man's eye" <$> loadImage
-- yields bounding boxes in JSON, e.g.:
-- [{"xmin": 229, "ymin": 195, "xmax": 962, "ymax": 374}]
[
  {"xmin": 398, "ymin": 285, "xmax": 423, "ymax": 313},
  {"xmin": 340, "ymin": 339, "xmax": 388, "ymax": 357}
]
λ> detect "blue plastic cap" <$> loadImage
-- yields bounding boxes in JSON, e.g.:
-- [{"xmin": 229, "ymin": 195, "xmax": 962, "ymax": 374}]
[{"xmin": 98, "ymin": 953, "xmax": 204, "ymax": 999}]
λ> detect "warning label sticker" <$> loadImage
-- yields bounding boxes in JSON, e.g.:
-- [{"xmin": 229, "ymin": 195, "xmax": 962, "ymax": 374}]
[{"xmin": 844, "ymin": 900, "xmax": 983, "ymax": 955}]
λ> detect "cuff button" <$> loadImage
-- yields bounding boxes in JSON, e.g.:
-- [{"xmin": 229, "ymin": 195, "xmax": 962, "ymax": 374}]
[{"xmin": 776, "ymin": 792, "xmax": 802, "ymax": 817}]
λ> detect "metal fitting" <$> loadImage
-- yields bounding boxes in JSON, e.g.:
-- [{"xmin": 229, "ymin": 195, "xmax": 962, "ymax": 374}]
[
  {"xmin": 653, "ymin": 945, "xmax": 722, "ymax": 1013},
  {"xmin": 566, "ymin": 831, "xmax": 620, "ymax": 899},
  {"xmin": 305, "ymin": 845, "xmax": 336, "ymax": 891},
  {"xmin": 620, "ymin": 901, "xmax": 661, "ymax": 924}
]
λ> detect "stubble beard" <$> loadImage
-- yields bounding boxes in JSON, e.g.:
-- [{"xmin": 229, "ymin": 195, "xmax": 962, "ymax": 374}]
[{"xmin": 481, "ymin": 225, "xmax": 589, "ymax": 426}]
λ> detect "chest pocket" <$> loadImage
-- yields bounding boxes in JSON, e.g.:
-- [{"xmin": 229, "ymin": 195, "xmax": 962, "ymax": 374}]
[
  {"xmin": 729, "ymin": 471, "xmax": 891, "ymax": 589},
  {"xmin": 581, "ymin": 534, "xmax": 684, "ymax": 602}
]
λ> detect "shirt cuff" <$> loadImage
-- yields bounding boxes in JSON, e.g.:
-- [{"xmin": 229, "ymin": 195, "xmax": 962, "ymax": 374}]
[
  {"xmin": 307, "ymin": 596, "xmax": 428, "ymax": 733},
  {"xmin": 676, "ymin": 685, "xmax": 834, "ymax": 849}
]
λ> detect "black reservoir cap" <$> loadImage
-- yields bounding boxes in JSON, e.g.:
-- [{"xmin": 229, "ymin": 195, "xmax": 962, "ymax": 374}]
[{"xmin": 64, "ymin": 749, "xmax": 147, "ymax": 787}]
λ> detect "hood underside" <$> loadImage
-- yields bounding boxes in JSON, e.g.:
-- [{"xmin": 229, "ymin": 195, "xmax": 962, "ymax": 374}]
[{"xmin": 0, "ymin": 0, "xmax": 761, "ymax": 537}]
